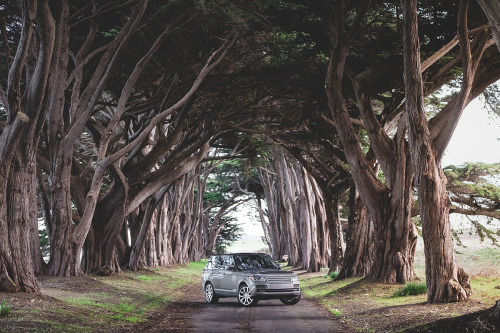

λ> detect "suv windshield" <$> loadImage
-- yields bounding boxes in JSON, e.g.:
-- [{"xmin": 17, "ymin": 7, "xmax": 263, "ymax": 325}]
[{"xmin": 234, "ymin": 254, "xmax": 279, "ymax": 270}]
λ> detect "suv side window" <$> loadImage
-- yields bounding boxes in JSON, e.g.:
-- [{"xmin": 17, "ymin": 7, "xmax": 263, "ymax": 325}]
[
  {"xmin": 223, "ymin": 255, "xmax": 234, "ymax": 268},
  {"xmin": 204, "ymin": 260, "xmax": 213, "ymax": 270},
  {"xmin": 213, "ymin": 256, "xmax": 224, "ymax": 269}
]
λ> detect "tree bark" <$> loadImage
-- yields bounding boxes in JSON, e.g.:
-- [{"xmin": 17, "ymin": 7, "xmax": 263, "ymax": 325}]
[
  {"xmin": 81, "ymin": 172, "xmax": 128, "ymax": 274},
  {"xmin": 324, "ymin": 17, "xmax": 417, "ymax": 283},
  {"xmin": 0, "ymin": 155, "xmax": 40, "ymax": 293},
  {"xmin": 45, "ymin": 0, "xmax": 150, "ymax": 276},
  {"xmin": 477, "ymin": 0, "xmax": 500, "ymax": 53},
  {"xmin": 402, "ymin": 0, "xmax": 470, "ymax": 303},
  {"xmin": 304, "ymin": 172, "xmax": 330, "ymax": 272},
  {"xmin": 258, "ymin": 168, "xmax": 283, "ymax": 260},
  {"xmin": 338, "ymin": 187, "xmax": 374, "ymax": 279},
  {"xmin": 0, "ymin": 0, "xmax": 56, "ymax": 292},
  {"xmin": 324, "ymin": 194, "xmax": 343, "ymax": 273}
]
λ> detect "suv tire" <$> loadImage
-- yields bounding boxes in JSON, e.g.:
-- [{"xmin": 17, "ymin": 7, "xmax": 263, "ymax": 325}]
[
  {"xmin": 238, "ymin": 284, "xmax": 258, "ymax": 306},
  {"xmin": 205, "ymin": 282, "xmax": 219, "ymax": 304}
]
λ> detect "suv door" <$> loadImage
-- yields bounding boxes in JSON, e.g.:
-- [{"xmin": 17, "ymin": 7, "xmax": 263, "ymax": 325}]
[
  {"xmin": 210, "ymin": 256, "xmax": 225, "ymax": 291},
  {"xmin": 220, "ymin": 255, "xmax": 237, "ymax": 294}
]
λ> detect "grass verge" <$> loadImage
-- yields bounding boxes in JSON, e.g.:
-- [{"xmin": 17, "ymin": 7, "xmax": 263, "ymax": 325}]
[
  {"xmin": 0, "ymin": 260, "xmax": 206, "ymax": 332},
  {"xmin": 299, "ymin": 270, "xmax": 500, "ymax": 332}
]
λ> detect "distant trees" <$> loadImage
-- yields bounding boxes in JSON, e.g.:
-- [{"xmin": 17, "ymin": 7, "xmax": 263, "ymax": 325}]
[
  {"xmin": 256, "ymin": 145, "xmax": 331, "ymax": 271},
  {"xmin": 446, "ymin": 162, "xmax": 500, "ymax": 218},
  {"xmin": 213, "ymin": 219, "xmax": 244, "ymax": 255}
]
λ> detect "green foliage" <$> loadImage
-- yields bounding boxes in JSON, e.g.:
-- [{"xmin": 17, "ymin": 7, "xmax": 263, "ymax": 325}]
[
  {"xmin": 195, "ymin": 0, "xmax": 280, "ymax": 34},
  {"xmin": 214, "ymin": 218, "xmax": 244, "ymax": 254},
  {"xmin": 39, "ymin": 228, "xmax": 49, "ymax": 256},
  {"xmin": 483, "ymin": 83, "xmax": 500, "ymax": 118},
  {"xmin": 0, "ymin": 300, "xmax": 12, "ymax": 317},
  {"xmin": 444, "ymin": 162, "xmax": 500, "ymax": 181},
  {"xmin": 327, "ymin": 271, "xmax": 339, "ymax": 280},
  {"xmin": 444, "ymin": 163, "xmax": 500, "ymax": 246},
  {"xmin": 444, "ymin": 161, "xmax": 500, "ymax": 203},
  {"xmin": 392, "ymin": 282, "xmax": 427, "ymax": 298}
]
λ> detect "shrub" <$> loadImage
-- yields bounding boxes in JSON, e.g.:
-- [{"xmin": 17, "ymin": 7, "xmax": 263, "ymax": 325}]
[
  {"xmin": 393, "ymin": 282, "xmax": 427, "ymax": 297},
  {"xmin": 327, "ymin": 271, "xmax": 339, "ymax": 279},
  {"xmin": 0, "ymin": 300, "xmax": 12, "ymax": 317}
]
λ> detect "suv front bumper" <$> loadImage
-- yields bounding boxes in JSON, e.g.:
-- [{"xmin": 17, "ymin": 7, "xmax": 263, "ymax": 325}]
[{"xmin": 251, "ymin": 283, "xmax": 301, "ymax": 299}]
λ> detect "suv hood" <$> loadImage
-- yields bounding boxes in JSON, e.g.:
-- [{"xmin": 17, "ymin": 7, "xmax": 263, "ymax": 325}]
[{"xmin": 243, "ymin": 269, "xmax": 294, "ymax": 275}]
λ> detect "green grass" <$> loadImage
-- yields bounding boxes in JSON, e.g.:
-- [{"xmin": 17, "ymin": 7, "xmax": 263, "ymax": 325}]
[
  {"xmin": 300, "ymin": 273, "xmax": 362, "ymax": 299},
  {"xmin": 134, "ymin": 275, "xmax": 156, "ymax": 282},
  {"xmin": 66, "ymin": 296, "xmax": 100, "ymax": 307},
  {"xmin": 65, "ymin": 295, "xmax": 145, "ymax": 324},
  {"xmin": 392, "ymin": 282, "xmax": 427, "ymax": 297},
  {"xmin": 37, "ymin": 321, "xmax": 91, "ymax": 333},
  {"xmin": 470, "ymin": 275, "xmax": 500, "ymax": 302},
  {"xmin": 0, "ymin": 300, "xmax": 12, "ymax": 317},
  {"xmin": 330, "ymin": 308, "xmax": 342, "ymax": 316},
  {"xmin": 469, "ymin": 248, "xmax": 500, "ymax": 264},
  {"xmin": 0, "ymin": 260, "xmax": 207, "ymax": 332}
]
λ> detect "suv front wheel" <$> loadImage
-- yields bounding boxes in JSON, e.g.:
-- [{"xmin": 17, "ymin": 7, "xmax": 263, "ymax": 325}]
[
  {"xmin": 238, "ymin": 284, "xmax": 258, "ymax": 306},
  {"xmin": 205, "ymin": 282, "xmax": 219, "ymax": 304}
]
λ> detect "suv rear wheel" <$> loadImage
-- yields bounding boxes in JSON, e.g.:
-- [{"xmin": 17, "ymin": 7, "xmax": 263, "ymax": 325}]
[
  {"xmin": 205, "ymin": 282, "xmax": 219, "ymax": 304},
  {"xmin": 238, "ymin": 284, "xmax": 258, "ymax": 306}
]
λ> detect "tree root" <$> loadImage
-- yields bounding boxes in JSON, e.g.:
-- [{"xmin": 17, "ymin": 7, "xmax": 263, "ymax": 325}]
[{"xmin": 0, "ymin": 274, "xmax": 18, "ymax": 293}]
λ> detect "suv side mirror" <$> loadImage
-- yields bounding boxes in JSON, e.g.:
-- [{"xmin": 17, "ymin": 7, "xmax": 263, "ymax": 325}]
[{"xmin": 225, "ymin": 264, "xmax": 235, "ymax": 271}]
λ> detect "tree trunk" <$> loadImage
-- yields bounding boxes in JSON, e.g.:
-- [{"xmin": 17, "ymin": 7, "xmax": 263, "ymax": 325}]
[
  {"xmin": 157, "ymin": 197, "xmax": 172, "ymax": 266},
  {"xmin": 258, "ymin": 168, "xmax": 283, "ymax": 260},
  {"xmin": 477, "ymin": 0, "xmax": 500, "ymax": 53},
  {"xmin": 46, "ymin": 151, "xmax": 80, "ymax": 276},
  {"xmin": 81, "ymin": 176, "xmax": 128, "ymax": 274},
  {"xmin": 402, "ymin": 0, "xmax": 470, "ymax": 302},
  {"xmin": 31, "ymin": 174, "xmax": 44, "ymax": 276},
  {"xmin": 324, "ymin": 10, "xmax": 420, "ymax": 282},
  {"xmin": 129, "ymin": 196, "xmax": 162, "ymax": 270},
  {"xmin": 338, "ymin": 187, "xmax": 374, "ymax": 279},
  {"xmin": 369, "ymin": 134, "xmax": 418, "ymax": 283},
  {"xmin": 491, "ymin": 300, "xmax": 500, "ymax": 322},
  {"xmin": 295, "ymin": 165, "xmax": 312, "ymax": 271},
  {"xmin": 0, "ymin": 155, "xmax": 40, "ymax": 293},
  {"xmin": 324, "ymin": 193, "xmax": 344, "ymax": 273},
  {"xmin": 304, "ymin": 173, "xmax": 329, "ymax": 272},
  {"xmin": 0, "ymin": 0, "xmax": 56, "ymax": 293}
]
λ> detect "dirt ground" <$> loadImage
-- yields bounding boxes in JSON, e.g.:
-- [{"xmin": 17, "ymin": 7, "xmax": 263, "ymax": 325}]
[
  {"xmin": 1, "ymin": 233, "xmax": 500, "ymax": 332},
  {"xmin": 300, "ymin": 273, "xmax": 500, "ymax": 333},
  {"xmin": 1, "ymin": 270, "xmax": 499, "ymax": 332},
  {"xmin": 0, "ymin": 268, "xmax": 206, "ymax": 332}
]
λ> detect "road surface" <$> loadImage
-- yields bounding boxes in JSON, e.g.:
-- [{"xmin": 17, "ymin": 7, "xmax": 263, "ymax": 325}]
[{"xmin": 190, "ymin": 297, "xmax": 345, "ymax": 332}]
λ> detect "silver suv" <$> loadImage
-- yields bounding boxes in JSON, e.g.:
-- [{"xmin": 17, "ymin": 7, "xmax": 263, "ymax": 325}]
[{"xmin": 201, "ymin": 253, "xmax": 301, "ymax": 306}]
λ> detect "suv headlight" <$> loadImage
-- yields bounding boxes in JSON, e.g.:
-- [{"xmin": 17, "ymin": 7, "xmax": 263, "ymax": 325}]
[
  {"xmin": 291, "ymin": 274, "xmax": 299, "ymax": 283},
  {"xmin": 250, "ymin": 276, "xmax": 267, "ymax": 282}
]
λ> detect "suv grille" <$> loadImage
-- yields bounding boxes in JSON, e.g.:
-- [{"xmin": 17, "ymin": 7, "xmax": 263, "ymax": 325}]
[{"xmin": 266, "ymin": 275, "xmax": 292, "ymax": 284}]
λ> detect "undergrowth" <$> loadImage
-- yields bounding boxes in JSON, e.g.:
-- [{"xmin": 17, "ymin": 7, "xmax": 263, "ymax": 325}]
[
  {"xmin": 0, "ymin": 300, "xmax": 12, "ymax": 317},
  {"xmin": 392, "ymin": 282, "xmax": 427, "ymax": 297}
]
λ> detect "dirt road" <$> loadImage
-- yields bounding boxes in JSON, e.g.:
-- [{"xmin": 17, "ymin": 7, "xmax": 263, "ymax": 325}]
[{"xmin": 189, "ymin": 297, "xmax": 346, "ymax": 333}]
